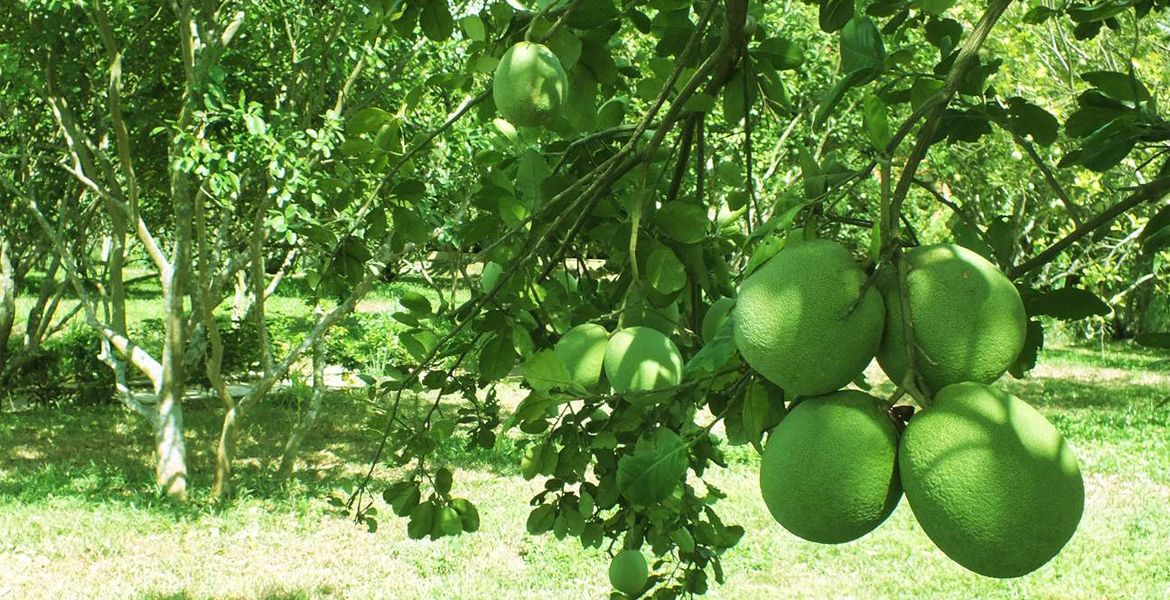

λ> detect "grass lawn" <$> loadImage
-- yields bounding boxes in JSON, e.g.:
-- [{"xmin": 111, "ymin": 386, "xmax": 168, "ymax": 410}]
[{"xmin": 1, "ymin": 343, "xmax": 1167, "ymax": 600}]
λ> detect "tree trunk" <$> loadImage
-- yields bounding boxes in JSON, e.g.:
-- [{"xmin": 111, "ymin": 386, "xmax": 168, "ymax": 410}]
[
  {"xmin": 156, "ymin": 265, "xmax": 189, "ymax": 500},
  {"xmin": 0, "ymin": 239, "xmax": 15, "ymax": 374},
  {"xmin": 276, "ymin": 308, "xmax": 327, "ymax": 481}
]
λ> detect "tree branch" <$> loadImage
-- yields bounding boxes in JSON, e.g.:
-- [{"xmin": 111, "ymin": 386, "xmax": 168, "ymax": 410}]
[{"xmin": 1009, "ymin": 161, "xmax": 1170, "ymax": 278}]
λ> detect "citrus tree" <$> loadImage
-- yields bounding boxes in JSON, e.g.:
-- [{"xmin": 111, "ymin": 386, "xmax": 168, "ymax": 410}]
[{"xmin": 3, "ymin": 0, "xmax": 1170, "ymax": 596}]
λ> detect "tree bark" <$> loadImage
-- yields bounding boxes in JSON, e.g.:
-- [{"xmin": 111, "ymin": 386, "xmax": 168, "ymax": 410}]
[
  {"xmin": 0, "ymin": 239, "xmax": 16, "ymax": 375},
  {"xmin": 276, "ymin": 306, "xmax": 328, "ymax": 482}
]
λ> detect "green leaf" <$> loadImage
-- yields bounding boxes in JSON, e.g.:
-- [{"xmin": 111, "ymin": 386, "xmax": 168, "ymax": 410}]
[
  {"xmin": 819, "ymin": 0, "xmax": 854, "ymax": 32},
  {"xmin": 685, "ymin": 318, "xmax": 737, "ymax": 375},
  {"xmin": 519, "ymin": 350, "xmax": 574, "ymax": 394},
  {"xmin": 913, "ymin": 0, "xmax": 956, "ymax": 15},
  {"xmin": 479, "ymin": 332, "xmax": 518, "ymax": 381},
  {"xmin": 400, "ymin": 291, "xmax": 432, "ymax": 314},
  {"xmin": 653, "ymin": 202, "xmax": 709, "ymax": 244},
  {"xmin": 743, "ymin": 236, "xmax": 785, "ymax": 278},
  {"xmin": 546, "ymin": 27, "xmax": 582, "ymax": 71},
  {"xmin": 644, "ymin": 245, "xmax": 687, "ymax": 295},
  {"xmin": 1138, "ymin": 204, "xmax": 1170, "ymax": 244},
  {"xmin": 756, "ymin": 38, "xmax": 804, "ymax": 71},
  {"xmin": 394, "ymin": 207, "xmax": 429, "ymax": 244},
  {"xmin": 407, "ymin": 501, "xmax": 436, "ymax": 539},
  {"xmin": 401, "ymin": 329, "xmax": 439, "ymax": 362},
  {"xmin": 339, "ymin": 139, "xmax": 376, "ymax": 158},
  {"xmin": 516, "ymin": 149, "xmax": 551, "ymax": 205},
  {"xmin": 420, "ymin": 0, "xmax": 454, "ymax": 41},
  {"xmin": 1023, "ymin": 5, "xmax": 1059, "ymax": 23},
  {"xmin": 1081, "ymin": 70, "xmax": 1151, "ymax": 104},
  {"xmin": 840, "ymin": 16, "xmax": 885, "ymax": 74},
  {"xmin": 617, "ymin": 428, "xmax": 689, "ymax": 506},
  {"xmin": 1059, "ymin": 120, "xmax": 1139, "ymax": 172},
  {"xmin": 459, "ymin": 15, "xmax": 486, "ymax": 41},
  {"xmin": 434, "ymin": 468, "xmax": 453, "ymax": 495},
  {"xmin": 346, "ymin": 107, "xmax": 393, "ymax": 136},
  {"xmin": 743, "ymin": 381, "xmax": 786, "ymax": 454},
  {"xmin": 1028, "ymin": 288, "xmax": 1112, "ymax": 320},
  {"xmin": 814, "ymin": 68, "xmax": 875, "ymax": 129},
  {"xmin": 863, "ymin": 94, "xmax": 891, "ymax": 152},
  {"xmin": 1007, "ymin": 97, "xmax": 1059, "ymax": 146},
  {"xmin": 1009, "ymin": 319, "xmax": 1044, "ymax": 378},
  {"xmin": 526, "ymin": 505, "xmax": 556, "ymax": 534}
]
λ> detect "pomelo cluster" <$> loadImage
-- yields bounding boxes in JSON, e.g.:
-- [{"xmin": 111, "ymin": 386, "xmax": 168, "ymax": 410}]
[
  {"xmin": 738, "ymin": 240, "xmax": 1084, "ymax": 578},
  {"xmin": 553, "ymin": 323, "xmax": 683, "ymax": 405}
]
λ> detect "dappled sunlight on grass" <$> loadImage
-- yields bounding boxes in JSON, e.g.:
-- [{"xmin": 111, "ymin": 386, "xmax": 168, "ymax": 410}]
[{"xmin": 1, "ymin": 344, "xmax": 1167, "ymax": 599}]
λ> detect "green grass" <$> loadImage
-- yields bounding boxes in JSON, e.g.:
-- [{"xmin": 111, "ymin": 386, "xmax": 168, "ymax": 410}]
[{"xmin": 1, "ymin": 343, "xmax": 1168, "ymax": 600}]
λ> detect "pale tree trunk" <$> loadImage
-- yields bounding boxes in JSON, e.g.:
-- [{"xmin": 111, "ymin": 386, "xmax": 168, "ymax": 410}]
[
  {"xmin": 155, "ymin": 263, "xmax": 189, "ymax": 501},
  {"xmin": 276, "ymin": 305, "xmax": 328, "ymax": 481},
  {"xmin": 0, "ymin": 239, "xmax": 15, "ymax": 374}
]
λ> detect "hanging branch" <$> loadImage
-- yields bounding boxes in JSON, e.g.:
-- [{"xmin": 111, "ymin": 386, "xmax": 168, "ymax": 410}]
[{"xmin": 1010, "ymin": 158, "xmax": 1170, "ymax": 278}]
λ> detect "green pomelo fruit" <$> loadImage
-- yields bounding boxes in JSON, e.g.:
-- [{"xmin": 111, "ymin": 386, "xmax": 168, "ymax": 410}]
[
  {"xmin": 608, "ymin": 549, "xmax": 648, "ymax": 595},
  {"xmin": 492, "ymin": 42, "xmax": 568, "ymax": 127},
  {"xmin": 876, "ymin": 243, "xmax": 1026, "ymax": 393},
  {"xmin": 733, "ymin": 239, "xmax": 885, "ymax": 397},
  {"xmin": 758, "ymin": 390, "xmax": 901, "ymax": 544},
  {"xmin": 701, "ymin": 297, "xmax": 736, "ymax": 343},
  {"xmin": 553, "ymin": 324, "xmax": 609, "ymax": 393},
  {"xmin": 899, "ymin": 382, "xmax": 1084, "ymax": 578},
  {"xmin": 603, "ymin": 327, "xmax": 682, "ymax": 401}
]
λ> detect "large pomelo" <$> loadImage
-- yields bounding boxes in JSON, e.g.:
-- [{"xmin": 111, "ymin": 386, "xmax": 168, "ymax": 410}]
[
  {"xmin": 603, "ymin": 327, "xmax": 682, "ymax": 402},
  {"xmin": 492, "ymin": 42, "xmax": 568, "ymax": 127},
  {"xmin": 758, "ymin": 390, "xmax": 901, "ymax": 544},
  {"xmin": 553, "ymin": 324, "xmax": 609, "ymax": 393},
  {"xmin": 877, "ymin": 243, "xmax": 1025, "ymax": 393},
  {"xmin": 899, "ymin": 382, "xmax": 1084, "ymax": 578},
  {"xmin": 733, "ymin": 239, "xmax": 884, "ymax": 396}
]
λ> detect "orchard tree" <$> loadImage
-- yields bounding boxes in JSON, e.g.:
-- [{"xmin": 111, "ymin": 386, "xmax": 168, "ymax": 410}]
[
  {"xmin": 2, "ymin": 0, "xmax": 1169, "ymax": 595},
  {"xmin": 325, "ymin": 0, "xmax": 1170, "ymax": 597}
]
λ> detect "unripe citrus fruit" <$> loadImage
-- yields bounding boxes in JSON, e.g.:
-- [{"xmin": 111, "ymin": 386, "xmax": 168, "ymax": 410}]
[
  {"xmin": 553, "ymin": 324, "xmax": 609, "ymax": 392},
  {"xmin": 899, "ymin": 382, "xmax": 1084, "ymax": 577},
  {"xmin": 603, "ymin": 327, "xmax": 682, "ymax": 401},
  {"xmin": 877, "ymin": 243, "xmax": 1026, "ymax": 393},
  {"xmin": 733, "ymin": 239, "xmax": 884, "ymax": 396},
  {"xmin": 608, "ymin": 549, "xmax": 648, "ymax": 595},
  {"xmin": 758, "ymin": 390, "xmax": 901, "ymax": 544},
  {"xmin": 492, "ymin": 42, "xmax": 568, "ymax": 127}
]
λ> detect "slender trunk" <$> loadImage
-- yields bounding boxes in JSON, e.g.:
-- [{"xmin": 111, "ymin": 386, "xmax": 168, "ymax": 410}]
[
  {"xmin": 0, "ymin": 239, "xmax": 16, "ymax": 374},
  {"xmin": 213, "ymin": 405, "xmax": 239, "ymax": 498},
  {"xmin": 24, "ymin": 254, "xmax": 61, "ymax": 348},
  {"xmin": 276, "ymin": 306, "xmax": 327, "ymax": 481},
  {"xmin": 251, "ymin": 208, "xmax": 273, "ymax": 377},
  {"xmin": 156, "ymin": 265, "xmax": 189, "ymax": 500}
]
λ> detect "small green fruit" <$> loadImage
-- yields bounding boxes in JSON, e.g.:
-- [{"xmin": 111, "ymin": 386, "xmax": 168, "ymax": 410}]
[
  {"xmin": 608, "ymin": 549, "xmax": 649, "ymax": 595},
  {"xmin": 553, "ymin": 324, "xmax": 609, "ymax": 392},
  {"xmin": 603, "ymin": 327, "xmax": 682, "ymax": 402},
  {"xmin": 492, "ymin": 42, "xmax": 568, "ymax": 127}
]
